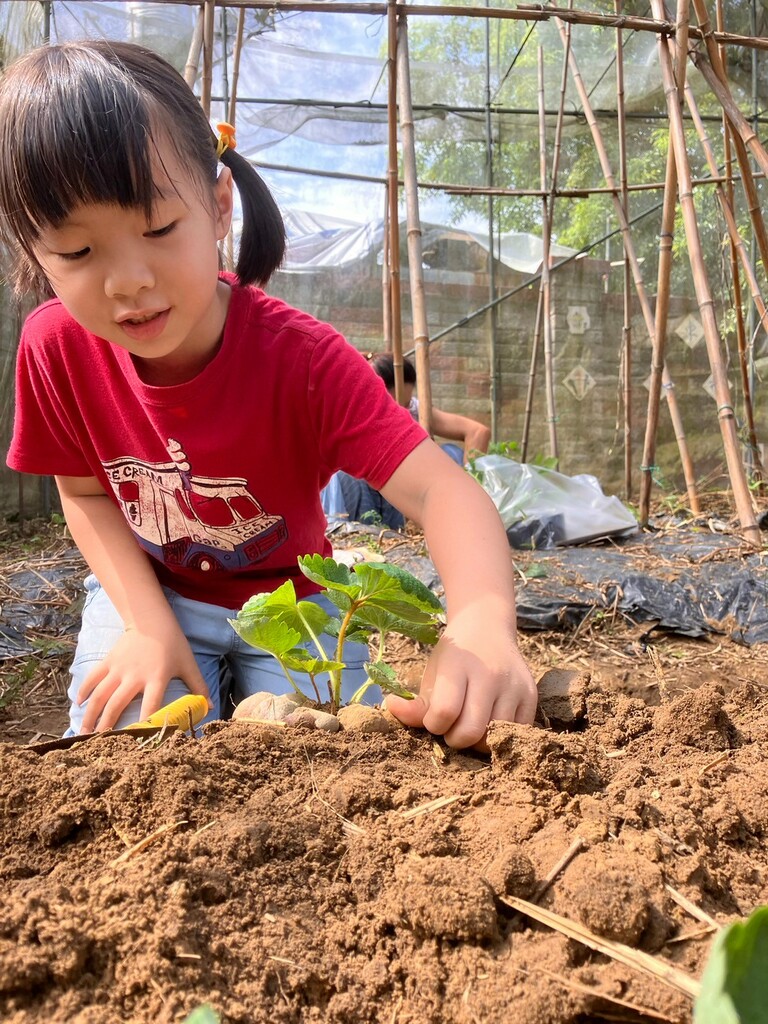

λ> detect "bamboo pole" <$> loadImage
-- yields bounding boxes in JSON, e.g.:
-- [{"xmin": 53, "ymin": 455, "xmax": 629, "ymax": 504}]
[
  {"xmin": 522, "ymin": 21, "xmax": 570, "ymax": 463},
  {"xmin": 386, "ymin": 0, "xmax": 405, "ymax": 406},
  {"xmin": 521, "ymin": 290, "xmax": 545, "ymax": 462},
  {"xmin": 200, "ymin": 0, "xmax": 216, "ymax": 118},
  {"xmin": 715, "ymin": 0, "xmax": 763, "ymax": 488},
  {"xmin": 382, "ymin": 186, "xmax": 392, "ymax": 351},
  {"xmin": 555, "ymin": 19, "xmax": 698, "ymax": 519},
  {"xmin": 397, "ymin": 13, "xmax": 433, "ymax": 432},
  {"xmin": 184, "ymin": 6, "xmax": 205, "ymax": 88},
  {"xmin": 483, "ymin": 3, "xmax": 498, "ymax": 443},
  {"xmin": 652, "ymin": 0, "xmax": 759, "ymax": 543},
  {"xmin": 685, "ymin": 89, "xmax": 768, "ymax": 346},
  {"xmin": 686, "ymin": 5, "xmax": 768, "ymax": 287},
  {"xmin": 615, "ymin": 0, "xmax": 633, "ymax": 500},
  {"xmin": 639, "ymin": 0, "xmax": 700, "ymax": 522},
  {"xmin": 684, "ymin": 104, "xmax": 765, "ymax": 487},
  {"xmin": 538, "ymin": 47, "xmax": 558, "ymax": 461},
  {"xmin": 124, "ymin": 0, "xmax": 768, "ymax": 52},
  {"xmin": 227, "ymin": 7, "xmax": 246, "ymax": 125},
  {"xmin": 250, "ymin": 157, "xmax": 761, "ymax": 199},
  {"xmin": 225, "ymin": 11, "xmax": 244, "ymax": 270}
]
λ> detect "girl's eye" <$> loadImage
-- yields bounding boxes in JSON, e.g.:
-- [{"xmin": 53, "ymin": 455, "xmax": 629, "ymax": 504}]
[
  {"xmin": 58, "ymin": 247, "xmax": 90, "ymax": 261},
  {"xmin": 147, "ymin": 222, "xmax": 176, "ymax": 238}
]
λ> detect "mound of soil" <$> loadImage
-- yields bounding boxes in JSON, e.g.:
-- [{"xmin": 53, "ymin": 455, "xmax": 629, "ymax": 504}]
[{"xmin": 2, "ymin": 678, "xmax": 766, "ymax": 1024}]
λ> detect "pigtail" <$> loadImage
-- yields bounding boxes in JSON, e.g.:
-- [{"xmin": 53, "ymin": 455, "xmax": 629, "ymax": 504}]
[{"xmin": 220, "ymin": 147, "xmax": 285, "ymax": 288}]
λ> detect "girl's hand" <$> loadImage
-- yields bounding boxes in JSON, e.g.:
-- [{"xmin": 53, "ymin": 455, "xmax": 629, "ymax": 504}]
[
  {"xmin": 76, "ymin": 618, "xmax": 211, "ymax": 733},
  {"xmin": 384, "ymin": 607, "xmax": 537, "ymax": 750}
]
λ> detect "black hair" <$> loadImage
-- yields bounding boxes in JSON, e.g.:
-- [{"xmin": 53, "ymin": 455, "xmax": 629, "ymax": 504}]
[
  {"xmin": 0, "ymin": 40, "xmax": 285, "ymax": 297},
  {"xmin": 369, "ymin": 352, "xmax": 417, "ymax": 390}
]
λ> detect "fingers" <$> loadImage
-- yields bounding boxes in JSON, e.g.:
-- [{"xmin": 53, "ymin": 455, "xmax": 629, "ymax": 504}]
[
  {"xmin": 385, "ymin": 642, "xmax": 538, "ymax": 751},
  {"xmin": 77, "ymin": 644, "xmax": 211, "ymax": 733}
]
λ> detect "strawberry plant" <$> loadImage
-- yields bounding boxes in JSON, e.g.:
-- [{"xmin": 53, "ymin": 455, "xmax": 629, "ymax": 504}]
[{"xmin": 230, "ymin": 554, "xmax": 443, "ymax": 713}]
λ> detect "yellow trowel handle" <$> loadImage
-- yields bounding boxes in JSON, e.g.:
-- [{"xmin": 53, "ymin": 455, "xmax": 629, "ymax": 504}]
[{"xmin": 124, "ymin": 694, "xmax": 209, "ymax": 731}]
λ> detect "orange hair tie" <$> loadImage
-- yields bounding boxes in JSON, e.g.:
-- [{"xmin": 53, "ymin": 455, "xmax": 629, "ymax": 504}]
[{"xmin": 216, "ymin": 121, "xmax": 236, "ymax": 159}]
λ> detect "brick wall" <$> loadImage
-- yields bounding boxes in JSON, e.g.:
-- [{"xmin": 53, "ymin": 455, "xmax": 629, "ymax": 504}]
[{"xmin": 270, "ymin": 250, "xmax": 758, "ymax": 497}]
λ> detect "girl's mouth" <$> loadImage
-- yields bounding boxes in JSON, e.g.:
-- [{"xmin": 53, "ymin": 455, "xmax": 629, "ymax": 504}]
[{"xmin": 118, "ymin": 309, "xmax": 170, "ymax": 341}]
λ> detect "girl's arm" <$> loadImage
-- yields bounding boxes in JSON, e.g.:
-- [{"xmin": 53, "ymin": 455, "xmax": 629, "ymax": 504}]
[
  {"xmin": 428, "ymin": 407, "xmax": 492, "ymax": 461},
  {"xmin": 56, "ymin": 475, "xmax": 211, "ymax": 732},
  {"xmin": 379, "ymin": 439, "xmax": 537, "ymax": 749}
]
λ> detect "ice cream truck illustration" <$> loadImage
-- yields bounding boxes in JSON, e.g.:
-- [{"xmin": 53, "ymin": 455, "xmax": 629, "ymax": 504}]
[{"xmin": 103, "ymin": 440, "xmax": 287, "ymax": 572}]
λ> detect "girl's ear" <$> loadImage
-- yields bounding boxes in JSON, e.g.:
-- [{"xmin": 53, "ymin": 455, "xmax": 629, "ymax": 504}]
[{"xmin": 213, "ymin": 167, "xmax": 234, "ymax": 240}]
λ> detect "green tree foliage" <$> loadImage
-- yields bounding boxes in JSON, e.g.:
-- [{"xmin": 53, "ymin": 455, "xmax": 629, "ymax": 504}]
[{"xmin": 406, "ymin": 0, "xmax": 767, "ymax": 297}]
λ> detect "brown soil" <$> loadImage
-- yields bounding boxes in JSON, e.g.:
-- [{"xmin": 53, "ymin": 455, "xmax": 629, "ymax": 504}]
[{"xmin": 1, "ymin": 513, "xmax": 767, "ymax": 1024}]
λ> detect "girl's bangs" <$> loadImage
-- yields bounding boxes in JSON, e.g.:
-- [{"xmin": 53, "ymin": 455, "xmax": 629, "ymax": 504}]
[{"xmin": 12, "ymin": 80, "xmax": 158, "ymax": 243}]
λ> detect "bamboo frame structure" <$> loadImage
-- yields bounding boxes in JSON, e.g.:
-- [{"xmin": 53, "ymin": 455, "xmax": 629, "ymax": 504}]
[
  {"xmin": 16, "ymin": 0, "xmax": 768, "ymax": 532},
  {"xmin": 639, "ymin": 0, "xmax": 700, "ymax": 523},
  {"xmin": 653, "ymin": 0, "xmax": 759, "ymax": 541},
  {"xmin": 556, "ymin": 18, "xmax": 699, "ymax": 522}
]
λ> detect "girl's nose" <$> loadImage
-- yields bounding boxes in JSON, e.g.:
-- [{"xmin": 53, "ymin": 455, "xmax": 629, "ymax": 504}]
[{"xmin": 104, "ymin": 254, "xmax": 155, "ymax": 299}]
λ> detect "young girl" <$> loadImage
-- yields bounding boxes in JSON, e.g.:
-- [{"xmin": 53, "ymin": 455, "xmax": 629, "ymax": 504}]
[{"xmin": 0, "ymin": 40, "xmax": 536, "ymax": 749}]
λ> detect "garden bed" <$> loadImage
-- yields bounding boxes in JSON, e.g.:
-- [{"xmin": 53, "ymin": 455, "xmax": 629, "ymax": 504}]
[{"xmin": 1, "ymin": 514, "xmax": 767, "ymax": 1023}]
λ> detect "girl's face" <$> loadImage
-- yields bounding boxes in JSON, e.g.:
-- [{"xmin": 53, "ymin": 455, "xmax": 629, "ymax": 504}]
[{"xmin": 33, "ymin": 138, "xmax": 233, "ymax": 385}]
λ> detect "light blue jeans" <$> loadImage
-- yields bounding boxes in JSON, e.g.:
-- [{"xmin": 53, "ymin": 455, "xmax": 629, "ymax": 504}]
[{"xmin": 66, "ymin": 575, "xmax": 372, "ymax": 735}]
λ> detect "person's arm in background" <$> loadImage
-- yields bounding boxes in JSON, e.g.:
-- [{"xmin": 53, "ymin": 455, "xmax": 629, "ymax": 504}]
[
  {"xmin": 379, "ymin": 439, "xmax": 537, "ymax": 749},
  {"xmin": 56, "ymin": 475, "xmax": 211, "ymax": 732},
  {"xmin": 429, "ymin": 407, "xmax": 492, "ymax": 462}
]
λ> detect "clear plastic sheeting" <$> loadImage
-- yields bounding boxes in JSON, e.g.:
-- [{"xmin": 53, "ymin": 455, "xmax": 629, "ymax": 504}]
[
  {"xmin": 513, "ymin": 531, "xmax": 768, "ymax": 646},
  {"xmin": 473, "ymin": 456, "xmax": 638, "ymax": 547}
]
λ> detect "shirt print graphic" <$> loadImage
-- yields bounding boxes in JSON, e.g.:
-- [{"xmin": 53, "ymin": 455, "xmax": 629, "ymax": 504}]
[{"xmin": 102, "ymin": 438, "xmax": 288, "ymax": 573}]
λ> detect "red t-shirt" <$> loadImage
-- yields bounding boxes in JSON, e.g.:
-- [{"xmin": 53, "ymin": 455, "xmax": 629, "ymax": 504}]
[{"xmin": 7, "ymin": 275, "xmax": 427, "ymax": 607}]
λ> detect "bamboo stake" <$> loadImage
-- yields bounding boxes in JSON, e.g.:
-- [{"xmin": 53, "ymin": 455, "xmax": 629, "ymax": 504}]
[
  {"xmin": 652, "ymin": 0, "xmax": 759, "ymax": 544},
  {"xmin": 522, "ymin": 20, "xmax": 571, "ymax": 463},
  {"xmin": 538, "ymin": 47, "xmax": 558, "ymax": 461},
  {"xmin": 521, "ymin": 291, "xmax": 544, "ymax": 463},
  {"xmin": 687, "ymin": 1, "xmax": 768, "ymax": 288},
  {"xmin": 386, "ymin": 0, "xmax": 404, "ymax": 405},
  {"xmin": 688, "ymin": 0, "xmax": 768, "ymax": 177},
  {"xmin": 685, "ymin": 84, "xmax": 767, "ymax": 482},
  {"xmin": 200, "ymin": 0, "xmax": 216, "ymax": 119},
  {"xmin": 640, "ymin": 0, "xmax": 700, "ymax": 522},
  {"xmin": 382, "ymin": 186, "xmax": 392, "ymax": 350},
  {"xmin": 184, "ymin": 5, "xmax": 205, "ymax": 88},
  {"xmin": 397, "ymin": 14, "xmax": 433, "ymax": 432},
  {"xmin": 227, "ymin": 6, "xmax": 246, "ymax": 125},
  {"xmin": 715, "ymin": 0, "xmax": 763, "ymax": 488},
  {"xmin": 615, "ymin": 0, "xmax": 633, "ymax": 500},
  {"xmin": 556, "ymin": 20, "xmax": 698, "ymax": 519}
]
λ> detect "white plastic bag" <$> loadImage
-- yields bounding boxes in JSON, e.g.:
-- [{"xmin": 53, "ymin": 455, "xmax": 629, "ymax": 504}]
[{"xmin": 473, "ymin": 455, "xmax": 638, "ymax": 547}]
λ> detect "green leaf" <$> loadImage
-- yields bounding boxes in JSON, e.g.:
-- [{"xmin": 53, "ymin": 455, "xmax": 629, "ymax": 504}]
[
  {"xmin": 280, "ymin": 648, "xmax": 345, "ymax": 675},
  {"xmin": 524, "ymin": 562, "xmax": 548, "ymax": 579},
  {"xmin": 298, "ymin": 554, "xmax": 361, "ymax": 598},
  {"xmin": 352, "ymin": 605, "xmax": 440, "ymax": 645},
  {"xmin": 228, "ymin": 615, "xmax": 302, "ymax": 658},
  {"xmin": 365, "ymin": 661, "xmax": 416, "ymax": 699},
  {"xmin": 183, "ymin": 1008, "xmax": 220, "ymax": 1024},
  {"xmin": 237, "ymin": 581, "xmax": 332, "ymax": 640},
  {"xmin": 694, "ymin": 907, "xmax": 768, "ymax": 1024},
  {"xmin": 353, "ymin": 562, "xmax": 443, "ymax": 612}
]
